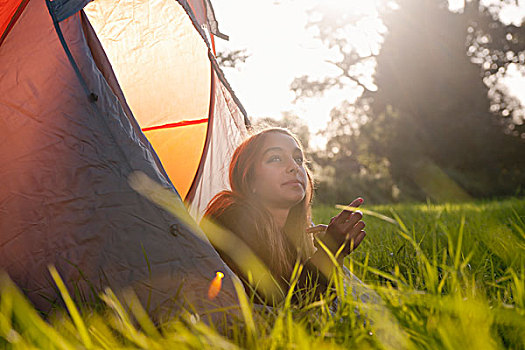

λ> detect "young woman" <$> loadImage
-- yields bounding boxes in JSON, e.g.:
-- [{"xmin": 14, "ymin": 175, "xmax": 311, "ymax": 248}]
[{"xmin": 201, "ymin": 128, "xmax": 366, "ymax": 304}]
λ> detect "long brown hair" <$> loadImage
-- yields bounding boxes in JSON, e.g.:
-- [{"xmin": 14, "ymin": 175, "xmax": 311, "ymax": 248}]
[{"xmin": 204, "ymin": 128, "xmax": 315, "ymax": 280}]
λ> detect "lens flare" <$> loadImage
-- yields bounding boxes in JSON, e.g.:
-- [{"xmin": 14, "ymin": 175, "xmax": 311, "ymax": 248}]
[{"xmin": 208, "ymin": 271, "xmax": 224, "ymax": 300}]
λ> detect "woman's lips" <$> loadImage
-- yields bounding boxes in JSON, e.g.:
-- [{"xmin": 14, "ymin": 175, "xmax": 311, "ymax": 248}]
[{"xmin": 282, "ymin": 180, "xmax": 305, "ymax": 189}]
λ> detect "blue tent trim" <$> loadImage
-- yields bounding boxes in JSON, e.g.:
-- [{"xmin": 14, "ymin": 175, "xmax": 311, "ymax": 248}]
[
  {"xmin": 45, "ymin": 0, "xmax": 95, "ymax": 101},
  {"xmin": 49, "ymin": 0, "xmax": 92, "ymax": 22}
]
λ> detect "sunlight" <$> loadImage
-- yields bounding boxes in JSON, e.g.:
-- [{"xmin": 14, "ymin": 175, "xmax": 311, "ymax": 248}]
[
  {"xmin": 318, "ymin": 0, "xmax": 380, "ymax": 17},
  {"xmin": 213, "ymin": 1, "xmax": 387, "ymax": 147},
  {"xmin": 448, "ymin": 0, "xmax": 465, "ymax": 13},
  {"xmin": 214, "ymin": 0, "xmax": 524, "ymax": 149}
]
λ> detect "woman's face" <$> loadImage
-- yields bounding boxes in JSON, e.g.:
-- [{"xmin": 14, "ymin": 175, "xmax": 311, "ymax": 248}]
[{"xmin": 252, "ymin": 132, "xmax": 308, "ymax": 210}]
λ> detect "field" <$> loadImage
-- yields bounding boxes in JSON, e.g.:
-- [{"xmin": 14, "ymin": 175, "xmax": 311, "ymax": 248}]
[{"xmin": 1, "ymin": 198, "xmax": 524, "ymax": 349}]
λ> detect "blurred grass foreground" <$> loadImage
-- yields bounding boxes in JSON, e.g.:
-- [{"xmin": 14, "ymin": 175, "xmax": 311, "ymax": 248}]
[{"xmin": 1, "ymin": 197, "xmax": 524, "ymax": 349}]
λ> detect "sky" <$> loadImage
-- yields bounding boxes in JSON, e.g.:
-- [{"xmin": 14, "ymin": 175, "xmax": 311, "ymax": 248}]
[
  {"xmin": 212, "ymin": 0, "xmax": 525, "ymax": 148},
  {"xmin": 213, "ymin": 0, "xmax": 375, "ymax": 146}
]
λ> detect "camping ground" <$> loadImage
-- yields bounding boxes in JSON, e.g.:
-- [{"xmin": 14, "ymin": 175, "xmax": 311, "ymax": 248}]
[{"xmin": 1, "ymin": 197, "xmax": 523, "ymax": 349}]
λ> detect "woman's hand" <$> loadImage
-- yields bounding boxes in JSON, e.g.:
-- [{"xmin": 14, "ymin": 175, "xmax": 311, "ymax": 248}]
[{"xmin": 318, "ymin": 198, "xmax": 366, "ymax": 261}]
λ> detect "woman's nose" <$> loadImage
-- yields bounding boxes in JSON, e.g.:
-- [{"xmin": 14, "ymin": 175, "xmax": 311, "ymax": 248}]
[{"xmin": 287, "ymin": 158, "xmax": 298, "ymax": 173}]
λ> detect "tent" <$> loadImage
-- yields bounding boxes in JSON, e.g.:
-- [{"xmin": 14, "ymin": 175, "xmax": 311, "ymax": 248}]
[{"xmin": 0, "ymin": 0, "xmax": 248, "ymax": 317}]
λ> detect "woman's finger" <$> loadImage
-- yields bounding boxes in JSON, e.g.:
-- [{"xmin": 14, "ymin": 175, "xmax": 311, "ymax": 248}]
[
  {"xmin": 344, "ymin": 220, "xmax": 364, "ymax": 240},
  {"xmin": 342, "ymin": 229, "xmax": 366, "ymax": 254},
  {"xmin": 328, "ymin": 212, "xmax": 363, "ymax": 240},
  {"xmin": 353, "ymin": 230, "xmax": 367, "ymax": 249},
  {"xmin": 337, "ymin": 197, "xmax": 363, "ymax": 222},
  {"xmin": 341, "ymin": 211, "xmax": 363, "ymax": 230}
]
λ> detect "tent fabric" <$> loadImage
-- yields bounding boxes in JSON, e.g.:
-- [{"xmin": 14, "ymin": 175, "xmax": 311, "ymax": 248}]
[
  {"xmin": 0, "ymin": 0, "xmax": 26, "ymax": 45},
  {"xmin": 185, "ymin": 0, "xmax": 207, "ymax": 30},
  {"xmin": 84, "ymin": 0, "xmax": 212, "ymax": 130},
  {"xmin": 0, "ymin": 0, "xmax": 22, "ymax": 33},
  {"xmin": 79, "ymin": 10, "xmax": 172, "ymax": 187},
  {"xmin": 187, "ymin": 69, "xmax": 248, "ymax": 218},
  {"xmin": 83, "ymin": 0, "xmax": 212, "ymax": 199},
  {"xmin": 185, "ymin": 0, "xmax": 228, "ymax": 40},
  {"xmin": 0, "ymin": 0, "xmax": 243, "ymax": 317},
  {"xmin": 83, "ymin": 0, "xmax": 248, "ymax": 206},
  {"xmin": 202, "ymin": 0, "xmax": 229, "ymax": 40}
]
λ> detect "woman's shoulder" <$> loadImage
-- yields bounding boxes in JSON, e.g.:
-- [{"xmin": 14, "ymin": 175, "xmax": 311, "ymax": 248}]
[{"xmin": 202, "ymin": 192, "xmax": 255, "ymax": 233}]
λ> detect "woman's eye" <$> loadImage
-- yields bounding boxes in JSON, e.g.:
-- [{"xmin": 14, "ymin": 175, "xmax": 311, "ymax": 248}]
[
  {"xmin": 268, "ymin": 155, "xmax": 281, "ymax": 162},
  {"xmin": 295, "ymin": 157, "xmax": 304, "ymax": 164}
]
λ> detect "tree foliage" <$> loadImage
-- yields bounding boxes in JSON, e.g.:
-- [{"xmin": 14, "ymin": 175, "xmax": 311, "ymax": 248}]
[
  {"xmin": 294, "ymin": 0, "xmax": 525, "ymax": 203},
  {"xmin": 364, "ymin": 0, "xmax": 525, "ymax": 199},
  {"xmin": 216, "ymin": 49, "xmax": 250, "ymax": 69},
  {"xmin": 465, "ymin": 0, "xmax": 525, "ymax": 135}
]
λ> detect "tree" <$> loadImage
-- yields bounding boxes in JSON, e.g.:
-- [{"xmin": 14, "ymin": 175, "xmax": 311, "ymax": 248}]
[
  {"xmin": 290, "ymin": 1, "xmax": 386, "ymax": 101},
  {"xmin": 313, "ymin": 100, "xmax": 400, "ymax": 204},
  {"xmin": 464, "ymin": 0, "xmax": 525, "ymax": 136},
  {"xmin": 293, "ymin": 0, "xmax": 525, "ymax": 201},
  {"xmin": 363, "ymin": 0, "xmax": 525, "ymax": 198}
]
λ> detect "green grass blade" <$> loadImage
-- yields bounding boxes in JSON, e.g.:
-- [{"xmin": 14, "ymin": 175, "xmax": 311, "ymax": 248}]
[
  {"xmin": 48, "ymin": 265, "xmax": 93, "ymax": 349},
  {"xmin": 231, "ymin": 277, "xmax": 257, "ymax": 345}
]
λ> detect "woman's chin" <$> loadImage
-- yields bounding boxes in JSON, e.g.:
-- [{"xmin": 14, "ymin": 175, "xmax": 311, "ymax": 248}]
[
  {"xmin": 282, "ymin": 192, "xmax": 306, "ymax": 207},
  {"xmin": 260, "ymin": 188, "xmax": 306, "ymax": 209}
]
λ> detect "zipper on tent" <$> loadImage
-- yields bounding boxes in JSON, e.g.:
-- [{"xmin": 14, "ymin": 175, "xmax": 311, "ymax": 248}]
[{"xmin": 45, "ymin": 0, "xmax": 98, "ymax": 103}]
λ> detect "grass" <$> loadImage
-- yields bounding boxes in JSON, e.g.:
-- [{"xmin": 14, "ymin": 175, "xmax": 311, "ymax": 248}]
[{"xmin": 1, "ymin": 197, "xmax": 524, "ymax": 349}]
